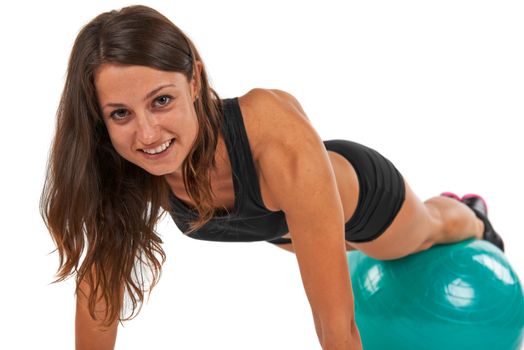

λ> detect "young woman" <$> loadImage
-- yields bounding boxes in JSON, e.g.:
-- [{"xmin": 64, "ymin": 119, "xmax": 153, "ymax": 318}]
[{"xmin": 40, "ymin": 5, "xmax": 504, "ymax": 350}]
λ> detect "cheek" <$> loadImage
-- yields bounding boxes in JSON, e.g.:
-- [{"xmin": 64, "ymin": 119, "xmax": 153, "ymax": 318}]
[
  {"xmin": 105, "ymin": 127, "xmax": 131, "ymax": 155},
  {"xmin": 175, "ymin": 117, "xmax": 199, "ymax": 148},
  {"xmin": 167, "ymin": 107, "xmax": 199, "ymax": 138},
  {"xmin": 181, "ymin": 108, "xmax": 200, "ymax": 134}
]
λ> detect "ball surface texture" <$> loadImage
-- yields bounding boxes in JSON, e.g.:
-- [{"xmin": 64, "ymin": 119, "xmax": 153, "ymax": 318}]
[{"xmin": 347, "ymin": 239, "xmax": 524, "ymax": 350}]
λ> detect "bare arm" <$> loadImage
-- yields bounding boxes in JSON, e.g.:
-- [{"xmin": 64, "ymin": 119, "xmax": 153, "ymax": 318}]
[
  {"xmin": 252, "ymin": 89, "xmax": 363, "ymax": 349},
  {"xmin": 75, "ymin": 275, "xmax": 119, "ymax": 350}
]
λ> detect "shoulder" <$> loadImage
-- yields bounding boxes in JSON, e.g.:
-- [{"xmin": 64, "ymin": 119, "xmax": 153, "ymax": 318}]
[
  {"xmin": 237, "ymin": 88, "xmax": 327, "ymax": 211},
  {"xmin": 239, "ymin": 88, "xmax": 311, "ymax": 125},
  {"xmin": 237, "ymin": 88, "xmax": 319, "ymax": 158}
]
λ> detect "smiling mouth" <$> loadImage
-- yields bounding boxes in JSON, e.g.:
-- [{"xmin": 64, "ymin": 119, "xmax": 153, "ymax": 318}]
[{"xmin": 140, "ymin": 138, "xmax": 175, "ymax": 155}]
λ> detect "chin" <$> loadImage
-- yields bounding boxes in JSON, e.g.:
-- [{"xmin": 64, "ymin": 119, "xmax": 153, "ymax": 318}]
[
  {"xmin": 142, "ymin": 167, "xmax": 171, "ymax": 177},
  {"xmin": 143, "ymin": 164, "xmax": 179, "ymax": 177},
  {"xmin": 123, "ymin": 153, "xmax": 179, "ymax": 177}
]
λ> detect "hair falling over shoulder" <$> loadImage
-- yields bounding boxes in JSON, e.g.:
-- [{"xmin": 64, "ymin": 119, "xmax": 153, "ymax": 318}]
[{"xmin": 39, "ymin": 5, "xmax": 224, "ymax": 326}]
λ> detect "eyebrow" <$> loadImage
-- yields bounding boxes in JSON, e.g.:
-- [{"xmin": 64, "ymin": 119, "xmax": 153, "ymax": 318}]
[{"xmin": 102, "ymin": 83, "xmax": 177, "ymax": 109}]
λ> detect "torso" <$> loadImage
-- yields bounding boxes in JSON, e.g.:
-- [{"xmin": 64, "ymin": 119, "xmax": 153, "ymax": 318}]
[{"xmin": 169, "ymin": 89, "xmax": 360, "ymax": 238}]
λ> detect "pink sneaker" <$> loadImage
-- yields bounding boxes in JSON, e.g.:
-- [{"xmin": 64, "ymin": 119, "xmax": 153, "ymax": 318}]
[
  {"xmin": 461, "ymin": 193, "xmax": 488, "ymax": 215},
  {"xmin": 460, "ymin": 194, "xmax": 503, "ymax": 251},
  {"xmin": 440, "ymin": 192, "xmax": 461, "ymax": 201}
]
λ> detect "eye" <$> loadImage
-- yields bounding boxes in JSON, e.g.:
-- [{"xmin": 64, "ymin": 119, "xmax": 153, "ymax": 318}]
[
  {"xmin": 110, "ymin": 108, "xmax": 128, "ymax": 120},
  {"xmin": 154, "ymin": 95, "xmax": 173, "ymax": 107}
]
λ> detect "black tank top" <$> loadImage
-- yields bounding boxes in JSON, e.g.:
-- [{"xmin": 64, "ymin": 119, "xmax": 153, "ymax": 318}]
[{"xmin": 167, "ymin": 97, "xmax": 289, "ymax": 242}]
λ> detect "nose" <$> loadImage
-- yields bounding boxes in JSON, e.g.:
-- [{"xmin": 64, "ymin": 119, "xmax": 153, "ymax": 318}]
[{"xmin": 135, "ymin": 112, "xmax": 161, "ymax": 146}]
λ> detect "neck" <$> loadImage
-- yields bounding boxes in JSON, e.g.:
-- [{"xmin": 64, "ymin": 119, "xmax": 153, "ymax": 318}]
[{"xmin": 164, "ymin": 131, "xmax": 228, "ymax": 191}]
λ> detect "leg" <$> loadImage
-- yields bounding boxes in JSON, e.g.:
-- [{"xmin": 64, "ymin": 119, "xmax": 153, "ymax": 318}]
[
  {"xmin": 349, "ymin": 179, "xmax": 484, "ymax": 260},
  {"xmin": 423, "ymin": 195, "xmax": 484, "ymax": 244},
  {"xmin": 268, "ymin": 183, "xmax": 484, "ymax": 257}
]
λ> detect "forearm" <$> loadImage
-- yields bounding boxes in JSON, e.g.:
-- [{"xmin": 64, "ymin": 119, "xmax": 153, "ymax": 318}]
[
  {"xmin": 75, "ymin": 302, "xmax": 118, "ymax": 350},
  {"xmin": 316, "ymin": 319, "xmax": 363, "ymax": 350},
  {"xmin": 314, "ymin": 315, "xmax": 324, "ymax": 345},
  {"xmin": 76, "ymin": 324, "xmax": 117, "ymax": 350},
  {"xmin": 75, "ymin": 277, "xmax": 118, "ymax": 350}
]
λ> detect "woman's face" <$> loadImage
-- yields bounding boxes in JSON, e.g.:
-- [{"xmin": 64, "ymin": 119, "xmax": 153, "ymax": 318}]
[{"xmin": 95, "ymin": 63, "xmax": 200, "ymax": 177}]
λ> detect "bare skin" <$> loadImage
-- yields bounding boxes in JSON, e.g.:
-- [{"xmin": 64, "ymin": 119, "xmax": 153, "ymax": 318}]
[
  {"xmin": 94, "ymin": 62, "xmax": 482, "ymax": 259},
  {"xmin": 163, "ymin": 88, "xmax": 484, "ymax": 259},
  {"xmin": 94, "ymin": 62, "xmax": 484, "ymax": 349}
]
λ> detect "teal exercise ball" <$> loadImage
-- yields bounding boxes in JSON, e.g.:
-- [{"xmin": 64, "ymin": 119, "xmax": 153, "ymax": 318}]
[{"xmin": 347, "ymin": 239, "xmax": 524, "ymax": 350}]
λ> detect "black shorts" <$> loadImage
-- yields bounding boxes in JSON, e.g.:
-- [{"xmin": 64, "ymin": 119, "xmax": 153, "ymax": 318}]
[{"xmin": 267, "ymin": 139, "xmax": 406, "ymax": 244}]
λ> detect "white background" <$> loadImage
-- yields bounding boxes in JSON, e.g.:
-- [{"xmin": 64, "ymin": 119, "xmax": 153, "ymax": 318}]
[{"xmin": 0, "ymin": 1, "xmax": 522, "ymax": 349}]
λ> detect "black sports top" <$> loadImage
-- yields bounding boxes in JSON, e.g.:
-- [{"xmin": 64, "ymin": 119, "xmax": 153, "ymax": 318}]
[{"xmin": 167, "ymin": 97, "xmax": 289, "ymax": 242}]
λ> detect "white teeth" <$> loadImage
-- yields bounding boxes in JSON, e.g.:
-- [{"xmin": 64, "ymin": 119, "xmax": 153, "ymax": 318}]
[{"xmin": 143, "ymin": 139, "xmax": 172, "ymax": 155}]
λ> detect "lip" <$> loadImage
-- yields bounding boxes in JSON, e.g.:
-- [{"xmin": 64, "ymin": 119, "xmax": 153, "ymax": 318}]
[{"xmin": 140, "ymin": 138, "xmax": 175, "ymax": 160}]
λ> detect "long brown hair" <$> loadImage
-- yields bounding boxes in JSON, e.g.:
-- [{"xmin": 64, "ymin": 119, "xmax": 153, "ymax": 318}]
[{"xmin": 40, "ymin": 5, "xmax": 223, "ymax": 326}]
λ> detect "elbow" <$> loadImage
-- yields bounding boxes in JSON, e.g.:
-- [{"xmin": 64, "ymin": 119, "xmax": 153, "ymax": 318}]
[
  {"xmin": 75, "ymin": 311, "xmax": 118, "ymax": 350},
  {"xmin": 75, "ymin": 284, "xmax": 119, "ymax": 350},
  {"xmin": 320, "ymin": 316, "xmax": 362, "ymax": 350}
]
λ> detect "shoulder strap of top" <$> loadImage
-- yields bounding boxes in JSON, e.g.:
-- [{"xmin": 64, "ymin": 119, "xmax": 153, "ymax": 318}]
[{"xmin": 221, "ymin": 98, "xmax": 267, "ymax": 214}]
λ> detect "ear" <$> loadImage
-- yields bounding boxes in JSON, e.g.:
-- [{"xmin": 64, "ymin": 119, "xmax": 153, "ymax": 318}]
[{"xmin": 190, "ymin": 61, "xmax": 203, "ymax": 101}]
